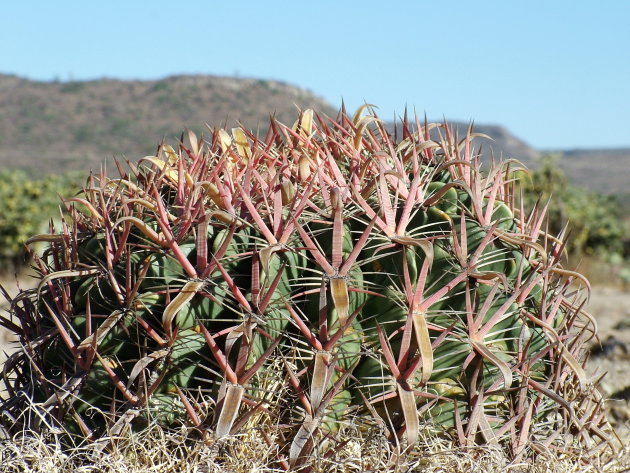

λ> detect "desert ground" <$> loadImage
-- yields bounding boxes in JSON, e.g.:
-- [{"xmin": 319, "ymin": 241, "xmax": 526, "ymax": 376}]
[{"xmin": 583, "ymin": 286, "xmax": 630, "ymax": 441}]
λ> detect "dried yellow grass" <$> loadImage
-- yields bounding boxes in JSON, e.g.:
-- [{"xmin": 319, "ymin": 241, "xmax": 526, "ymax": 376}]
[
  {"xmin": 1, "ymin": 332, "xmax": 628, "ymax": 472},
  {"xmin": 1, "ymin": 421, "xmax": 629, "ymax": 473}
]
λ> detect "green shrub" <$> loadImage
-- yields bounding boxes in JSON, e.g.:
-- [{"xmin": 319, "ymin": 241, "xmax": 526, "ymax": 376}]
[
  {"xmin": 0, "ymin": 170, "xmax": 82, "ymax": 270},
  {"xmin": 522, "ymin": 156, "xmax": 625, "ymax": 257}
]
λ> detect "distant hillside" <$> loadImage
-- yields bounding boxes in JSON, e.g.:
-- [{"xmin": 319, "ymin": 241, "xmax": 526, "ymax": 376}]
[
  {"xmin": 0, "ymin": 73, "xmax": 628, "ymax": 194},
  {"xmin": 544, "ymin": 148, "xmax": 630, "ymax": 196},
  {"xmin": 403, "ymin": 123, "xmax": 630, "ymax": 195},
  {"xmin": 0, "ymin": 74, "xmax": 335, "ymax": 175}
]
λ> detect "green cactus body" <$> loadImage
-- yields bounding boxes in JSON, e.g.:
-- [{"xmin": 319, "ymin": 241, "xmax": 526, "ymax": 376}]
[
  {"xmin": 143, "ymin": 247, "xmax": 195, "ymax": 287},
  {"xmin": 320, "ymin": 388, "xmax": 352, "ymax": 433},
  {"xmin": 162, "ymin": 330, "xmax": 213, "ymax": 393}
]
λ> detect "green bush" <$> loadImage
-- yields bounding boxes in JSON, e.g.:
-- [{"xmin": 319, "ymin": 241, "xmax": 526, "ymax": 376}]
[
  {"xmin": 522, "ymin": 156, "xmax": 625, "ymax": 257},
  {"xmin": 0, "ymin": 170, "xmax": 82, "ymax": 270}
]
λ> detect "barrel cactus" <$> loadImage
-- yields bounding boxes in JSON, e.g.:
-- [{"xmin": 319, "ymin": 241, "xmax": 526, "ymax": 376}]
[{"xmin": 0, "ymin": 107, "xmax": 616, "ymax": 466}]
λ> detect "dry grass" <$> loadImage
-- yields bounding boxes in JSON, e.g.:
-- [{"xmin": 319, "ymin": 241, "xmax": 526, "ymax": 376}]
[{"xmin": 1, "ymin": 421, "xmax": 629, "ymax": 473}]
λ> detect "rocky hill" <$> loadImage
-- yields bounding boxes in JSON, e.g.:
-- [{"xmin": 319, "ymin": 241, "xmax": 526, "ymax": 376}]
[
  {"xmin": 0, "ymin": 74, "xmax": 628, "ymax": 194},
  {"xmin": 0, "ymin": 74, "xmax": 335, "ymax": 175},
  {"xmin": 544, "ymin": 148, "xmax": 630, "ymax": 195}
]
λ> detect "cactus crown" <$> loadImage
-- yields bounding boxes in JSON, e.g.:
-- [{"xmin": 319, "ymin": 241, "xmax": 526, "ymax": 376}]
[{"xmin": 0, "ymin": 107, "xmax": 615, "ymax": 466}]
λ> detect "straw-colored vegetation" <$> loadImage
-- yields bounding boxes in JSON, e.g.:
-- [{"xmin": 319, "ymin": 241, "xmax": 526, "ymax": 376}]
[{"xmin": 1, "ymin": 422, "xmax": 629, "ymax": 473}]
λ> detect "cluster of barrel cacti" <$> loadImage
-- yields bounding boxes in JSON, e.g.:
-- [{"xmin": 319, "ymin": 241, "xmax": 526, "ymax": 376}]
[{"xmin": 0, "ymin": 108, "xmax": 615, "ymax": 466}]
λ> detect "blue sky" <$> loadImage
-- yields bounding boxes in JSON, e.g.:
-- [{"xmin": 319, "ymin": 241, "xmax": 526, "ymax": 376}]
[{"xmin": 2, "ymin": 0, "xmax": 629, "ymax": 149}]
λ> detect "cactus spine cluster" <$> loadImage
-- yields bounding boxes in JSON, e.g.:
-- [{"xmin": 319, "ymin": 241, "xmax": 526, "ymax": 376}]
[{"xmin": 0, "ymin": 107, "xmax": 614, "ymax": 465}]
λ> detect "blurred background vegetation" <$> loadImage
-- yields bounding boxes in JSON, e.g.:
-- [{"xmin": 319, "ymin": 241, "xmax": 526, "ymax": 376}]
[
  {"xmin": 0, "ymin": 170, "xmax": 82, "ymax": 273},
  {"xmin": 520, "ymin": 156, "xmax": 630, "ymax": 286}
]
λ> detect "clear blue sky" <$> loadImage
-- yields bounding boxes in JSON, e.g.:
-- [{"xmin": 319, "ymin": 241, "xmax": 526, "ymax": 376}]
[{"xmin": 2, "ymin": 0, "xmax": 629, "ymax": 149}]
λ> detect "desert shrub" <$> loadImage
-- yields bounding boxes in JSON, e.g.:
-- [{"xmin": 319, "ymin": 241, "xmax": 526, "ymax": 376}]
[
  {"xmin": 522, "ymin": 156, "xmax": 625, "ymax": 257},
  {"xmin": 0, "ymin": 170, "xmax": 81, "ymax": 271}
]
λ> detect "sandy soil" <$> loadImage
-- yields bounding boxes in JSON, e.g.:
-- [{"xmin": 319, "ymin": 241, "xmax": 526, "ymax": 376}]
[{"xmin": 584, "ymin": 287, "xmax": 630, "ymax": 443}]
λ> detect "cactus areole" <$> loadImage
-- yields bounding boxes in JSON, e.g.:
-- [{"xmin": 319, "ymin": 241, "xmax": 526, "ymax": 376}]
[{"xmin": 1, "ymin": 107, "xmax": 615, "ymax": 462}]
